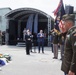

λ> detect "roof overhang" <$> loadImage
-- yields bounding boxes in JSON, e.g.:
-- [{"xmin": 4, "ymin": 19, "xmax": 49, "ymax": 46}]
[{"xmin": 5, "ymin": 8, "xmax": 53, "ymax": 21}]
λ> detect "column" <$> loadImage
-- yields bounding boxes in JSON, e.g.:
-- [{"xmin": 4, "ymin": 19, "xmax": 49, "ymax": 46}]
[
  {"xmin": 17, "ymin": 20, "xmax": 21, "ymax": 40},
  {"xmin": 48, "ymin": 17, "xmax": 51, "ymax": 46},
  {"xmin": 5, "ymin": 19, "xmax": 9, "ymax": 45}
]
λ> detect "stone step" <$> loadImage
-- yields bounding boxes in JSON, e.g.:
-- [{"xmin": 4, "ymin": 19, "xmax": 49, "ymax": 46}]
[
  {"xmin": 16, "ymin": 44, "xmax": 25, "ymax": 47},
  {"xmin": 17, "ymin": 42, "xmax": 25, "ymax": 45},
  {"xmin": 16, "ymin": 42, "xmax": 26, "ymax": 47}
]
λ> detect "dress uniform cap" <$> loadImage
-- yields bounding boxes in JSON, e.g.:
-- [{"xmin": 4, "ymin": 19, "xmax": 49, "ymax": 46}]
[{"xmin": 62, "ymin": 14, "xmax": 75, "ymax": 22}]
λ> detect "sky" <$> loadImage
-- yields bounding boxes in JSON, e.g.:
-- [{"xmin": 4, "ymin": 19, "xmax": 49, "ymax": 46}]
[{"xmin": 0, "ymin": 0, "xmax": 76, "ymax": 18}]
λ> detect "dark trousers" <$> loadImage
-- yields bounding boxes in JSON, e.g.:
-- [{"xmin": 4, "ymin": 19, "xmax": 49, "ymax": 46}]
[
  {"xmin": 38, "ymin": 41, "xmax": 44, "ymax": 53},
  {"xmin": 33, "ymin": 40, "xmax": 36, "ymax": 52},
  {"xmin": 51, "ymin": 43, "xmax": 53, "ymax": 53},
  {"xmin": 26, "ymin": 41, "xmax": 32, "ymax": 55}
]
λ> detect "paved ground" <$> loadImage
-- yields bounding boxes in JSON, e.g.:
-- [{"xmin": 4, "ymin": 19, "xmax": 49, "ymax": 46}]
[{"xmin": 0, "ymin": 45, "xmax": 64, "ymax": 75}]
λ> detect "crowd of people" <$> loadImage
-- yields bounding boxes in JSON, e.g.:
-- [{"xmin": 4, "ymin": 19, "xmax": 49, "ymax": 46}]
[{"xmin": 23, "ymin": 28, "xmax": 46, "ymax": 55}]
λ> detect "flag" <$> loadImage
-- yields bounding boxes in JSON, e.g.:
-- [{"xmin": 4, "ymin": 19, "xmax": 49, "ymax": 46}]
[
  {"xmin": 34, "ymin": 14, "xmax": 38, "ymax": 34},
  {"xmin": 53, "ymin": 0, "xmax": 65, "ymax": 30},
  {"xmin": 53, "ymin": 0, "xmax": 65, "ymax": 17},
  {"xmin": 54, "ymin": 16, "xmax": 60, "ymax": 30},
  {"xmin": 26, "ymin": 14, "xmax": 34, "ymax": 33}
]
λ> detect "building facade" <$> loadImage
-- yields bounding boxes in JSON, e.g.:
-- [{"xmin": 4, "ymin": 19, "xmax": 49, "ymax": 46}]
[
  {"xmin": 5, "ymin": 8, "xmax": 54, "ymax": 46},
  {"xmin": 0, "ymin": 8, "xmax": 11, "ymax": 31}
]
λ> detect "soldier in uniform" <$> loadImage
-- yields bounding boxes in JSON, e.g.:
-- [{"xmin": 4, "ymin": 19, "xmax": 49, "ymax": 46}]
[
  {"xmin": 50, "ymin": 28, "xmax": 60, "ymax": 59},
  {"xmin": 52, "ymin": 31, "xmax": 59, "ymax": 59},
  {"xmin": 61, "ymin": 14, "xmax": 76, "ymax": 75}
]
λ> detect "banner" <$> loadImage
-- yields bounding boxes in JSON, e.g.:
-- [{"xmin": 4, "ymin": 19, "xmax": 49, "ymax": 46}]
[
  {"xmin": 34, "ymin": 14, "xmax": 38, "ymax": 34},
  {"xmin": 26, "ymin": 14, "xmax": 34, "ymax": 32}
]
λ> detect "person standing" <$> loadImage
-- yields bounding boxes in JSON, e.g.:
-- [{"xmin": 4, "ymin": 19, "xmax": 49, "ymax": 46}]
[
  {"xmin": 61, "ymin": 14, "xmax": 76, "ymax": 75},
  {"xmin": 49, "ymin": 28, "xmax": 59, "ymax": 59},
  {"xmin": 33, "ymin": 33, "xmax": 37, "ymax": 53},
  {"xmin": 23, "ymin": 28, "xmax": 27, "ymax": 41},
  {"xmin": 52, "ymin": 28, "xmax": 60, "ymax": 59},
  {"xmin": 0, "ymin": 30, "xmax": 2, "ymax": 45},
  {"xmin": 25, "ymin": 29, "xmax": 32, "ymax": 55},
  {"xmin": 52, "ymin": 33, "xmax": 59, "ymax": 59},
  {"xmin": 37, "ymin": 30, "xmax": 45, "ymax": 53}
]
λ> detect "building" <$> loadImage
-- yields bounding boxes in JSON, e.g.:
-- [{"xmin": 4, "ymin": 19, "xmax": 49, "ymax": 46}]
[
  {"xmin": 0, "ymin": 8, "xmax": 11, "ymax": 31},
  {"xmin": 5, "ymin": 8, "xmax": 54, "ymax": 46}
]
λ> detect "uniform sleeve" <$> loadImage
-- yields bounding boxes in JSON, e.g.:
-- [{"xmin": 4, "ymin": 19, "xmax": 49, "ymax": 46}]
[{"xmin": 70, "ymin": 32, "xmax": 76, "ymax": 72}]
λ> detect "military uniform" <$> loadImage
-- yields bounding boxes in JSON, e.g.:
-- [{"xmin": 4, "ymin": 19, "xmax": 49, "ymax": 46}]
[
  {"xmin": 52, "ymin": 31, "xmax": 59, "ymax": 59},
  {"xmin": 61, "ymin": 26, "xmax": 76, "ymax": 74}
]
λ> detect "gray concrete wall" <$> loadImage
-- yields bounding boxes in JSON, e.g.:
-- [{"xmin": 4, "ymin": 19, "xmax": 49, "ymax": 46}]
[{"xmin": 0, "ymin": 8, "xmax": 11, "ymax": 31}]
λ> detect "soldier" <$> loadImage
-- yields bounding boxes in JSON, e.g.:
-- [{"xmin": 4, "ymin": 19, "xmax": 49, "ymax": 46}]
[
  {"xmin": 50, "ymin": 28, "xmax": 60, "ymax": 59},
  {"xmin": 61, "ymin": 14, "xmax": 76, "ymax": 75},
  {"xmin": 52, "ymin": 32, "xmax": 59, "ymax": 59}
]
